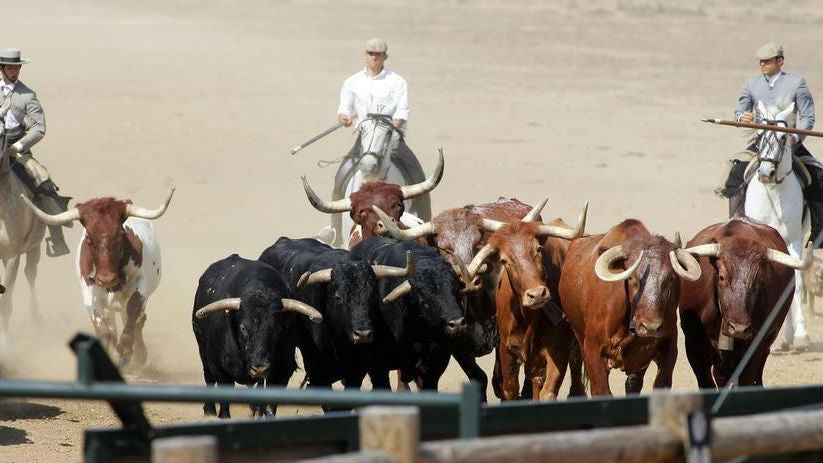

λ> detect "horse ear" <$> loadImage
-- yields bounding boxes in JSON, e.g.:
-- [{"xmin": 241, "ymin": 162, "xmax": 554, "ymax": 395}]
[
  {"xmin": 756, "ymin": 100, "xmax": 768, "ymax": 118},
  {"xmin": 776, "ymin": 102, "xmax": 795, "ymax": 122}
]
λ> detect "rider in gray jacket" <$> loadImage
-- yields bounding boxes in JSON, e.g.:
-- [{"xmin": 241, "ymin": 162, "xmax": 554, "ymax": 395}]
[{"xmin": 720, "ymin": 42, "xmax": 823, "ymax": 247}]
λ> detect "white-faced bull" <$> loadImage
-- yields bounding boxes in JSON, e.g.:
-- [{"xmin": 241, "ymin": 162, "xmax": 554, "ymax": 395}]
[
  {"xmin": 21, "ymin": 189, "xmax": 174, "ymax": 369},
  {"xmin": 192, "ymin": 254, "xmax": 323, "ymax": 419}
]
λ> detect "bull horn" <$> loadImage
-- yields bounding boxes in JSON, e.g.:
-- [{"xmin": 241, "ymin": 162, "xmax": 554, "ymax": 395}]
[
  {"xmin": 670, "ymin": 249, "xmax": 702, "ymax": 281},
  {"xmin": 383, "ymin": 280, "xmax": 412, "ymax": 303},
  {"xmin": 683, "ymin": 243, "xmax": 721, "ymax": 257},
  {"xmin": 373, "ymin": 250, "xmax": 415, "ymax": 278},
  {"xmin": 535, "ymin": 201, "xmax": 588, "ymax": 240},
  {"xmin": 297, "ymin": 269, "xmax": 332, "ymax": 288},
  {"xmin": 522, "ymin": 197, "xmax": 548, "ymax": 222},
  {"xmin": 301, "ymin": 176, "xmax": 352, "ymax": 213},
  {"xmin": 125, "ymin": 188, "xmax": 176, "ymax": 219},
  {"xmin": 399, "ymin": 148, "xmax": 444, "ymax": 199},
  {"xmin": 20, "ymin": 194, "xmax": 80, "ymax": 225},
  {"xmin": 766, "ymin": 248, "xmax": 805, "ymax": 270},
  {"xmin": 479, "ymin": 218, "xmax": 506, "ymax": 232},
  {"xmin": 282, "ymin": 298, "xmax": 323, "ymax": 324},
  {"xmin": 373, "ymin": 206, "xmax": 436, "ymax": 241},
  {"xmin": 466, "ymin": 243, "xmax": 498, "ymax": 277},
  {"xmin": 595, "ymin": 246, "xmax": 644, "ymax": 282},
  {"xmin": 673, "ymin": 232, "xmax": 682, "ymax": 249},
  {"xmin": 195, "ymin": 297, "xmax": 241, "ymax": 319}
]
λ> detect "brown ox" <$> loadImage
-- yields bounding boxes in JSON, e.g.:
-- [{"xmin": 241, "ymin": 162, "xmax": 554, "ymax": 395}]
[
  {"xmin": 23, "ymin": 190, "xmax": 174, "ymax": 368},
  {"xmin": 558, "ymin": 219, "xmax": 701, "ymax": 396},
  {"xmin": 464, "ymin": 202, "xmax": 588, "ymax": 400},
  {"xmin": 301, "ymin": 149, "xmax": 444, "ymax": 249},
  {"xmin": 678, "ymin": 217, "xmax": 802, "ymax": 387},
  {"xmin": 375, "ymin": 197, "xmax": 542, "ymax": 396}
]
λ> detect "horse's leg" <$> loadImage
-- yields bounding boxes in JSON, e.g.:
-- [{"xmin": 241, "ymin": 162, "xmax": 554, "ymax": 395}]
[
  {"xmin": 23, "ymin": 247, "xmax": 43, "ymax": 323},
  {"xmin": 791, "ymin": 267, "xmax": 810, "ymax": 349},
  {"xmin": 0, "ymin": 256, "xmax": 22, "ymax": 345}
]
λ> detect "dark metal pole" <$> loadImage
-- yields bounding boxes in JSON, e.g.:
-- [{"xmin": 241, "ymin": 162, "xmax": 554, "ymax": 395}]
[{"xmin": 290, "ymin": 122, "xmax": 345, "ymax": 155}]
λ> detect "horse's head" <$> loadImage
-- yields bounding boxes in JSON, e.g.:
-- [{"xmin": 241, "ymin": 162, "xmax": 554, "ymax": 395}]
[
  {"xmin": 356, "ymin": 110, "xmax": 398, "ymax": 181},
  {"xmin": 755, "ymin": 101, "xmax": 796, "ymax": 184}
]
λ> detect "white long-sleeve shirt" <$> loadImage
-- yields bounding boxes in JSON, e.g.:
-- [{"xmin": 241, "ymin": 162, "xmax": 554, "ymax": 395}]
[{"xmin": 337, "ymin": 67, "xmax": 409, "ymax": 133}]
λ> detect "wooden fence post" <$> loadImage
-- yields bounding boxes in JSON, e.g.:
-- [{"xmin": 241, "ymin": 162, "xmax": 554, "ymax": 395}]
[
  {"xmin": 649, "ymin": 390, "xmax": 709, "ymax": 463},
  {"xmin": 359, "ymin": 406, "xmax": 420, "ymax": 463},
  {"xmin": 151, "ymin": 435, "xmax": 218, "ymax": 463}
]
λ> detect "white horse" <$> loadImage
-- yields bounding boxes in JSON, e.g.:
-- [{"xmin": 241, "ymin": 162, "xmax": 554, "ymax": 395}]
[
  {"xmin": 330, "ymin": 104, "xmax": 430, "ymax": 247},
  {"xmin": 744, "ymin": 100, "xmax": 810, "ymax": 349},
  {"xmin": 0, "ymin": 129, "xmax": 46, "ymax": 352}
]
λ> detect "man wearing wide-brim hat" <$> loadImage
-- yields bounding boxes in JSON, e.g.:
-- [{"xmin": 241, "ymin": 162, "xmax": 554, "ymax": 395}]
[{"xmin": 0, "ymin": 48, "xmax": 71, "ymax": 257}]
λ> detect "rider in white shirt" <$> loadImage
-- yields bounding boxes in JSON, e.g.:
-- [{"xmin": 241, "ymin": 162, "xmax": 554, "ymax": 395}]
[{"xmin": 331, "ymin": 38, "xmax": 429, "ymax": 246}]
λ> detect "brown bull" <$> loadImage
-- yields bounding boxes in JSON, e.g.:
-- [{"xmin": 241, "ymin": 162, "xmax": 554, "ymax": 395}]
[
  {"xmin": 678, "ymin": 217, "xmax": 802, "ymax": 388},
  {"xmin": 301, "ymin": 149, "xmax": 444, "ymax": 248},
  {"xmin": 558, "ymin": 219, "xmax": 701, "ymax": 396},
  {"xmin": 23, "ymin": 189, "xmax": 174, "ymax": 368},
  {"xmin": 465, "ymin": 202, "xmax": 588, "ymax": 400}
]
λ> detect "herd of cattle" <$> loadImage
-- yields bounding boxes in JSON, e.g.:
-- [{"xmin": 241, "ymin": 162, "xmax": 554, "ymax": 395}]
[{"xmin": 11, "ymin": 150, "xmax": 818, "ymax": 419}]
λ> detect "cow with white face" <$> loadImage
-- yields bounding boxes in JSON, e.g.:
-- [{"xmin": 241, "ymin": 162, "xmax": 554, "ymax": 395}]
[{"xmin": 22, "ymin": 189, "xmax": 174, "ymax": 368}]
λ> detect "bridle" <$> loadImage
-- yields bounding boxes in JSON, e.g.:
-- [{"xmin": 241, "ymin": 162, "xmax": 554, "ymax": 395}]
[{"xmin": 755, "ymin": 119, "xmax": 792, "ymax": 184}]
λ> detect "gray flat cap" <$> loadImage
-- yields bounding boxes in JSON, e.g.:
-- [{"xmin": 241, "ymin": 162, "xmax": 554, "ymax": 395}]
[
  {"xmin": 755, "ymin": 42, "xmax": 783, "ymax": 60},
  {"xmin": 365, "ymin": 38, "xmax": 388, "ymax": 53},
  {"xmin": 0, "ymin": 48, "xmax": 31, "ymax": 65}
]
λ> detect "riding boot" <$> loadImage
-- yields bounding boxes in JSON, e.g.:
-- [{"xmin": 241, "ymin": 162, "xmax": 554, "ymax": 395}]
[
  {"xmin": 34, "ymin": 180, "xmax": 72, "ymax": 257},
  {"xmin": 808, "ymin": 200, "xmax": 823, "ymax": 248}
]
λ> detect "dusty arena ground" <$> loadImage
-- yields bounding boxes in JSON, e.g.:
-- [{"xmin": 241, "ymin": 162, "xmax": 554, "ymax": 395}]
[{"xmin": 0, "ymin": 0, "xmax": 822, "ymax": 461}]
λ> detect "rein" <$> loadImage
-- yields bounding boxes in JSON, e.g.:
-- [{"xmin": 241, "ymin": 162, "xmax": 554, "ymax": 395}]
[{"xmin": 756, "ymin": 119, "xmax": 792, "ymax": 184}]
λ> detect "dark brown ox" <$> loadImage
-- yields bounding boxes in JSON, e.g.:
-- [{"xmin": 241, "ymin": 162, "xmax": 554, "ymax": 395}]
[
  {"xmin": 22, "ymin": 189, "xmax": 174, "ymax": 368},
  {"xmin": 558, "ymin": 219, "xmax": 702, "ymax": 396},
  {"xmin": 678, "ymin": 217, "xmax": 802, "ymax": 388},
  {"xmin": 301, "ymin": 149, "xmax": 444, "ymax": 249},
  {"xmin": 464, "ymin": 202, "xmax": 589, "ymax": 400},
  {"xmin": 375, "ymin": 197, "xmax": 543, "ymax": 395}
]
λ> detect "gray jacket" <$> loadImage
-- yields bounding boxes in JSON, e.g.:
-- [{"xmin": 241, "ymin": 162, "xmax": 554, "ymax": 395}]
[
  {"xmin": 1, "ymin": 80, "xmax": 46, "ymax": 152},
  {"xmin": 734, "ymin": 71, "xmax": 814, "ymax": 143}
]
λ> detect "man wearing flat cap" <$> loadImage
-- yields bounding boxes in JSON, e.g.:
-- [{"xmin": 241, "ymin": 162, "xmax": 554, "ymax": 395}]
[
  {"xmin": 0, "ymin": 48, "xmax": 71, "ymax": 256},
  {"xmin": 330, "ymin": 38, "xmax": 429, "ymax": 247},
  {"xmin": 720, "ymin": 42, "xmax": 823, "ymax": 248}
]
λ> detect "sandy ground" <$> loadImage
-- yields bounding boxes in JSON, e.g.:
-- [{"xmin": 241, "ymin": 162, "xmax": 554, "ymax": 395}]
[{"xmin": 0, "ymin": 0, "xmax": 821, "ymax": 461}]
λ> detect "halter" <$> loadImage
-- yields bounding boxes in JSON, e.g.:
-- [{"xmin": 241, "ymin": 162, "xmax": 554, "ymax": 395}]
[{"xmin": 755, "ymin": 119, "xmax": 792, "ymax": 184}]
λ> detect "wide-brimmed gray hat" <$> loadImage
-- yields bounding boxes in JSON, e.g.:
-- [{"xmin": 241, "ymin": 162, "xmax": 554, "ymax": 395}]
[
  {"xmin": 755, "ymin": 42, "xmax": 783, "ymax": 60},
  {"xmin": 0, "ymin": 48, "xmax": 31, "ymax": 65},
  {"xmin": 365, "ymin": 38, "xmax": 388, "ymax": 53}
]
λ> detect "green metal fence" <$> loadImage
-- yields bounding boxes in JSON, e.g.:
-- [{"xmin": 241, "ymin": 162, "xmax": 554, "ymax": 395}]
[{"xmin": 0, "ymin": 334, "xmax": 820, "ymax": 463}]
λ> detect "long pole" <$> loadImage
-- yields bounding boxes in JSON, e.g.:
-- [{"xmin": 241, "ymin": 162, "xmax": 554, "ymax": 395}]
[
  {"xmin": 702, "ymin": 118, "xmax": 823, "ymax": 138},
  {"xmin": 290, "ymin": 122, "xmax": 345, "ymax": 155}
]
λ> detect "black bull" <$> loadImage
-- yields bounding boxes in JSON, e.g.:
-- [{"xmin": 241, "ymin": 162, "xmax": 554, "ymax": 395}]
[
  {"xmin": 350, "ymin": 237, "xmax": 488, "ymax": 394},
  {"xmin": 259, "ymin": 237, "xmax": 401, "ymax": 395},
  {"xmin": 192, "ymin": 254, "xmax": 322, "ymax": 419}
]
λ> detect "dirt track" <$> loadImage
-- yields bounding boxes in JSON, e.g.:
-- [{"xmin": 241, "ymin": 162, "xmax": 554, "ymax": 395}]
[{"xmin": 0, "ymin": 1, "xmax": 822, "ymax": 461}]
